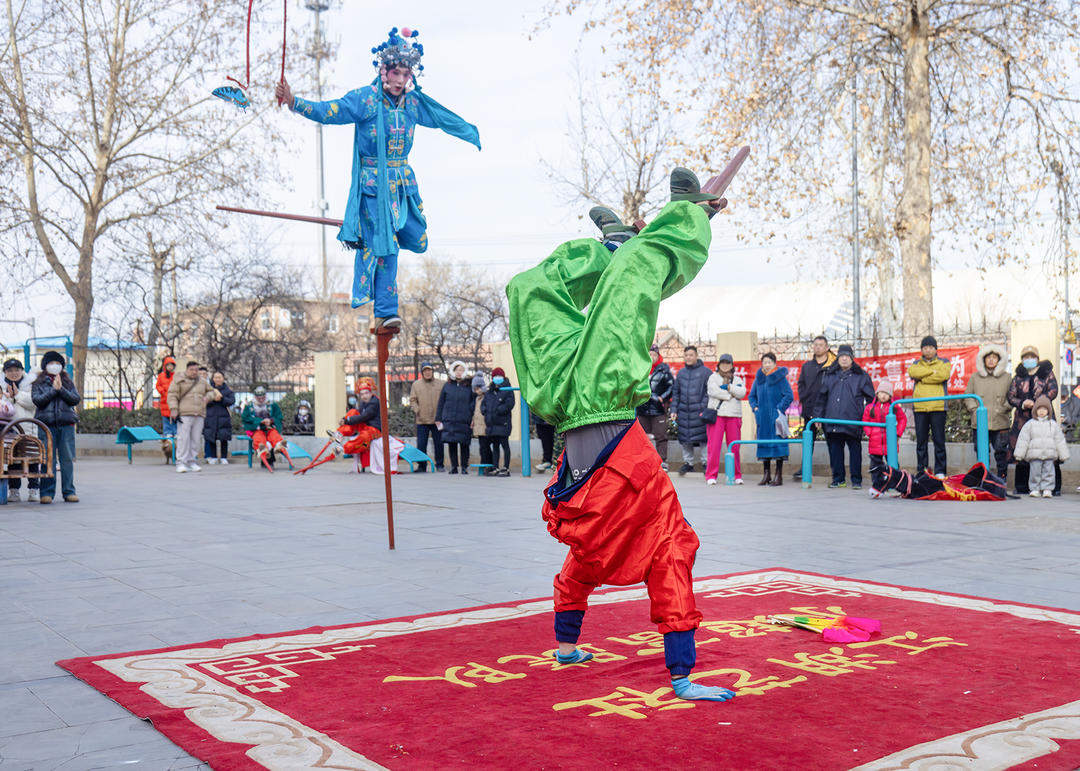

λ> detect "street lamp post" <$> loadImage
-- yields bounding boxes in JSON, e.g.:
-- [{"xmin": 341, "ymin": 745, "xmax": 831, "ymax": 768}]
[{"xmin": 304, "ymin": 0, "xmax": 331, "ymax": 301}]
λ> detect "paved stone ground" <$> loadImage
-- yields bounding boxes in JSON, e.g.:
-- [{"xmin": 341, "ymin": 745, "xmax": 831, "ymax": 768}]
[{"xmin": 1, "ymin": 457, "xmax": 1078, "ymax": 769}]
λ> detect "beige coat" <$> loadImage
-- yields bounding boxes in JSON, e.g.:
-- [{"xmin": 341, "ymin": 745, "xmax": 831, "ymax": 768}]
[
  {"xmin": 472, "ymin": 394, "xmax": 487, "ymax": 437},
  {"xmin": 964, "ymin": 344, "xmax": 1012, "ymax": 431},
  {"xmin": 706, "ymin": 372, "xmax": 748, "ymax": 418},
  {"xmin": 410, "ymin": 377, "xmax": 445, "ymax": 425},
  {"xmin": 167, "ymin": 374, "xmax": 213, "ymax": 417}
]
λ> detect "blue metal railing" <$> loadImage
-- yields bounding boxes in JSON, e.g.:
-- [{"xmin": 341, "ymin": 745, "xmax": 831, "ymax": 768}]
[
  {"xmin": 890, "ymin": 395, "xmax": 988, "ymax": 469},
  {"xmin": 499, "ymin": 387, "xmax": 531, "ymax": 477},
  {"xmin": 724, "ymin": 438, "xmax": 802, "ymax": 484}
]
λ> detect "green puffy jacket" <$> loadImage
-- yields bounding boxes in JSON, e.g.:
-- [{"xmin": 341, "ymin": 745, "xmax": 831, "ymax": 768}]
[{"xmin": 507, "ymin": 202, "xmax": 711, "ymax": 433}]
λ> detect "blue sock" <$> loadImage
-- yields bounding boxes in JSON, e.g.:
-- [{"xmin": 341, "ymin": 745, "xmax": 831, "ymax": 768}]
[
  {"xmin": 554, "ymin": 648, "xmax": 594, "ymax": 665},
  {"xmin": 671, "ymin": 677, "xmax": 736, "ymax": 702}
]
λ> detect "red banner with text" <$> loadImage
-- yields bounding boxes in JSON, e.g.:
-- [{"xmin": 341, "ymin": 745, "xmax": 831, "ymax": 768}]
[{"xmin": 673, "ymin": 347, "xmax": 980, "ymax": 413}]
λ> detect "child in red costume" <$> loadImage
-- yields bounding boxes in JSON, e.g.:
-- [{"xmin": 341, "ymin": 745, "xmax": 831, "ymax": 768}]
[
  {"xmin": 339, "ymin": 378, "xmax": 381, "ymax": 470},
  {"xmin": 506, "ymin": 168, "xmax": 736, "ymax": 703}
]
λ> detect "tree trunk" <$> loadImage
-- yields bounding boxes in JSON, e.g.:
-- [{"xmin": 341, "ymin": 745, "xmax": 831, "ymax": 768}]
[
  {"xmin": 896, "ymin": 0, "xmax": 934, "ymax": 341},
  {"xmin": 866, "ymin": 73, "xmax": 901, "ymax": 340},
  {"xmin": 71, "ymin": 289, "xmax": 93, "ymax": 398}
]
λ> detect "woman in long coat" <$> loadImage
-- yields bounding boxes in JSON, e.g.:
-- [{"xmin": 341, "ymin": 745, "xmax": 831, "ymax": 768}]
[
  {"xmin": 436, "ymin": 360, "xmax": 477, "ymax": 474},
  {"xmin": 747, "ymin": 352, "xmax": 794, "ymax": 486},
  {"xmin": 203, "ymin": 372, "xmax": 235, "ymax": 464},
  {"xmin": 1007, "ymin": 346, "xmax": 1059, "ymax": 494}
]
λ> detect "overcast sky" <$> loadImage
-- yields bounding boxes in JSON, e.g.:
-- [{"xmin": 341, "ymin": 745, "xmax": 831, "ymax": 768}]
[{"xmin": 4, "ymin": 0, "xmax": 1069, "ymax": 345}]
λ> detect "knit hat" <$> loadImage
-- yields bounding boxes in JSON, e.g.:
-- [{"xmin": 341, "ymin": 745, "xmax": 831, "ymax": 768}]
[
  {"xmin": 41, "ymin": 350, "xmax": 65, "ymax": 369},
  {"xmin": 253, "ymin": 385, "xmax": 267, "ymax": 396},
  {"xmin": 874, "ymin": 380, "xmax": 894, "ymax": 398},
  {"xmin": 357, "ymin": 376, "xmax": 376, "ymax": 392},
  {"xmin": 3, "ymin": 358, "xmax": 22, "ymax": 371},
  {"xmin": 491, "ymin": 367, "xmax": 506, "ymax": 378},
  {"xmin": 718, "ymin": 353, "xmax": 733, "ymax": 364},
  {"xmin": 920, "ymin": 336, "xmax": 938, "ymax": 349},
  {"xmin": 1020, "ymin": 345, "xmax": 1039, "ymax": 359},
  {"xmin": 471, "ymin": 374, "xmax": 486, "ymax": 390},
  {"xmin": 1033, "ymin": 395, "xmax": 1053, "ymax": 415},
  {"xmin": 837, "ymin": 344, "xmax": 854, "ymax": 358}
]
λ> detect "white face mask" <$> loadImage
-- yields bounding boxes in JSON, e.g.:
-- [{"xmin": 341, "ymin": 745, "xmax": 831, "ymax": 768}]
[
  {"xmin": 298, "ymin": 409, "xmax": 309, "ymax": 416},
  {"xmin": 45, "ymin": 363, "xmax": 63, "ymax": 375}
]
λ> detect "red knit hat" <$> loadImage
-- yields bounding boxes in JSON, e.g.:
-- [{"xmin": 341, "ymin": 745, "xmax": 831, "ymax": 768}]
[{"xmin": 491, "ymin": 367, "xmax": 506, "ymax": 378}]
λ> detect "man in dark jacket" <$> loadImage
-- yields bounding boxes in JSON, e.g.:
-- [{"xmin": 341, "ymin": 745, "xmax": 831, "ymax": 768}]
[
  {"xmin": 670, "ymin": 345, "xmax": 710, "ymax": 475},
  {"xmin": 638, "ymin": 344, "xmax": 674, "ymax": 470},
  {"xmin": 794, "ymin": 335, "xmax": 836, "ymax": 481},
  {"xmin": 818, "ymin": 344, "xmax": 874, "ymax": 489}
]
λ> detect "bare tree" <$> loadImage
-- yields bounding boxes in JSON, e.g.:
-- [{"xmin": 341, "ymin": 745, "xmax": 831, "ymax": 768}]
[
  {"xmin": 0, "ymin": 0, "xmax": 295, "ymax": 393},
  {"xmin": 398, "ymin": 256, "xmax": 509, "ymax": 373},
  {"xmin": 545, "ymin": 1, "xmax": 1080, "ymax": 339},
  {"xmin": 178, "ymin": 255, "xmax": 325, "ymax": 388},
  {"xmin": 543, "ymin": 63, "xmax": 675, "ymax": 224}
]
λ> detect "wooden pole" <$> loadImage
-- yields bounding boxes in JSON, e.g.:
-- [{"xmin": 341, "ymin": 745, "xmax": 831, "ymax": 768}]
[
  {"xmin": 216, "ymin": 204, "xmax": 343, "ymax": 228},
  {"xmin": 375, "ymin": 327, "xmax": 399, "ymax": 549}
]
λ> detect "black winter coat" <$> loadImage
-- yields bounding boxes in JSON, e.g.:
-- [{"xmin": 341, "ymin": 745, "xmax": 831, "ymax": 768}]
[
  {"xmin": 671, "ymin": 362, "xmax": 710, "ymax": 444},
  {"xmin": 481, "ymin": 381, "xmax": 516, "ymax": 438},
  {"xmin": 637, "ymin": 361, "xmax": 674, "ymax": 417},
  {"xmin": 818, "ymin": 362, "xmax": 875, "ymax": 437},
  {"xmin": 203, "ymin": 383, "xmax": 235, "ymax": 443},
  {"xmin": 436, "ymin": 379, "xmax": 476, "ymax": 443},
  {"xmin": 345, "ymin": 398, "xmax": 381, "ymax": 432},
  {"xmin": 797, "ymin": 353, "xmax": 836, "ymax": 418},
  {"xmin": 31, "ymin": 375, "xmax": 81, "ymax": 426}
]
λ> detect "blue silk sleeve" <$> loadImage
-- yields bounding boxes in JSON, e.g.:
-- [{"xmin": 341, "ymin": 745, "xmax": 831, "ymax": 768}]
[{"xmin": 414, "ymin": 90, "xmax": 481, "ymax": 150}]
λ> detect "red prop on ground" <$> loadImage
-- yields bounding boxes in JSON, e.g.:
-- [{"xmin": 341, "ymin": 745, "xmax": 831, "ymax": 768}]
[{"xmin": 57, "ymin": 569, "xmax": 1080, "ymax": 770}]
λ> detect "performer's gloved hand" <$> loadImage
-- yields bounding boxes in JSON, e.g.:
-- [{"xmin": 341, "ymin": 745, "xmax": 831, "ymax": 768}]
[{"xmin": 671, "ymin": 677, "xmax": 736, "ymax": 702}]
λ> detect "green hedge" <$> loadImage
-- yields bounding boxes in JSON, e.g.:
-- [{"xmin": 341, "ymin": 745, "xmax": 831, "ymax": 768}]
[{"xmin": 78, "ymin": 407, "xmax": 163, "ymax": 434}]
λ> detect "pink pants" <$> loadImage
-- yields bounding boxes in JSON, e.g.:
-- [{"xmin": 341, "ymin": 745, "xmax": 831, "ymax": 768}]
[{"xmin": 706, "ymin": 416, "xmax": 742, "ymax": 480}]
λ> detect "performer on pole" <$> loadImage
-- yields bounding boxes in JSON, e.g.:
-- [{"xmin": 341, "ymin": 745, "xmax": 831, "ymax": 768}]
[
  {"xmin": 506, "ymin": 168, "xmax": 737, "ymax": 703},
  {"xmin": 275, "ymin": 27, "xmax": 481, "ymax": 332}
]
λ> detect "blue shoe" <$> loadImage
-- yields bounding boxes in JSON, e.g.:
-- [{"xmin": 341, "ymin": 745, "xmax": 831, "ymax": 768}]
[
  {"xmin": 554, "ymin": 648, "xmax": 594, "ymax": 665},
  {"xmin": 671, "ymin": 677, "xmax": 735, "ymax": 702}
]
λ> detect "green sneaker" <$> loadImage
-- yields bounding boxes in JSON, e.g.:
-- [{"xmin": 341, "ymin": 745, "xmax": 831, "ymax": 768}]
[
  {"xmin": 670, "ymin": 168, "xmax": 726, "ymax": 218},
  {"xmin": 588, "ymin": 206, "xmax": 636, "ymax": 245}
]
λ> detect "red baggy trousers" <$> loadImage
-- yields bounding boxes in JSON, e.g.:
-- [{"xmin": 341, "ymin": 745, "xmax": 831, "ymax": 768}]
[{"xmin": 542, "ymin": 421, "xmax": 702, "ymax": 634}]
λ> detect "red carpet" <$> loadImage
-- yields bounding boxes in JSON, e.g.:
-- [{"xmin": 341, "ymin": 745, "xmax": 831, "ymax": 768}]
[{"xmin": 57, "ymin": 569, "xmax": 1080, "ymax": 770}]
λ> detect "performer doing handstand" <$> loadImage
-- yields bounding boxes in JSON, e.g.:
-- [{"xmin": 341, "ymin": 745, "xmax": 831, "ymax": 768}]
[
  {"xmin": 506, "ymin": 168, "xmax": 737, "ymax": 702},
  {"xmin": 275, "ymin": 27, "xmax": 480, "ymax": 332}
]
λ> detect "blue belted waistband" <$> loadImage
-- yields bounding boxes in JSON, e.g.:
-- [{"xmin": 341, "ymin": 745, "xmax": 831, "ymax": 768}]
[{"xmin": 361, "ymin": 156, "xmax": 408, "ymax": 168}]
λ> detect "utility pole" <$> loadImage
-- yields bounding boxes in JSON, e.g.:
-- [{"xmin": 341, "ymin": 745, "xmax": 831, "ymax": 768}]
[
  {"xmin": 305, "ymin": 0, "xmax": 331, "ymax": 300},
  {"xmin": 851, "ymin": 61, "xmax": 862, "ymax": 343}
]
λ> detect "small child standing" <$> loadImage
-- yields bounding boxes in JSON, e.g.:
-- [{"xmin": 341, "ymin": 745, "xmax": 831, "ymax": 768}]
[
  {"xmin": 1014, "ymin": 396, "xmax": 1070, "ymax": 498},
  {"xmin": 863, "ymin": 381, "xmax": 907, "ymax": 498}
]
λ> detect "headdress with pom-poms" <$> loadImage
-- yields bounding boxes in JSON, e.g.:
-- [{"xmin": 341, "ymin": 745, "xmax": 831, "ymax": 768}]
[{"xmin": 371, "ymin": 27, "xmax": 424, "ymax": 74}]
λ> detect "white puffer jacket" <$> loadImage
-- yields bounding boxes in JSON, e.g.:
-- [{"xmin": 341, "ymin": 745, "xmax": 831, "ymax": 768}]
[
  {"xmin": 707, "ymin": 372, "xmax": 747, "ymax": 418},
  {"xmin": 3, "ymin": 371, "xmax": 37, "ymax": 421},
  {"xmin": 1014, "ymin": 417, "xmax": 1070, "ymax": 462}
]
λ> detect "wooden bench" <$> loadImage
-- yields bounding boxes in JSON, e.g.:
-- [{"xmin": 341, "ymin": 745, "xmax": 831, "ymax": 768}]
[{"xmin": 0, "ymin": 418, "xmax": 53, "ymax": 505}]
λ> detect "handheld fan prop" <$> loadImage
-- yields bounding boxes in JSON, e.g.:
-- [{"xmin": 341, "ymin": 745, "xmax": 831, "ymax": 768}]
[
  {"xmin": 767, "ymin": 613, "xmax": 882, "ymax": 643},
  {"xmin": 212, "ymin": 0, "xmax": 288, "ymax": 111}
]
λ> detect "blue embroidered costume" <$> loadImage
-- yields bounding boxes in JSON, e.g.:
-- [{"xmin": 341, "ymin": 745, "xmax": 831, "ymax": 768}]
[{"xmin": 290, "ymin": 28, "xmax": 480, "ymax": 320}]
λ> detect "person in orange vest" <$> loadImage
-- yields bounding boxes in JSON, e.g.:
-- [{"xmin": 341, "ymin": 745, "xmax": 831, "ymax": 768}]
[{"xmin": 154, "ymin": 356, "xmax": 177, "ymax": 462}]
